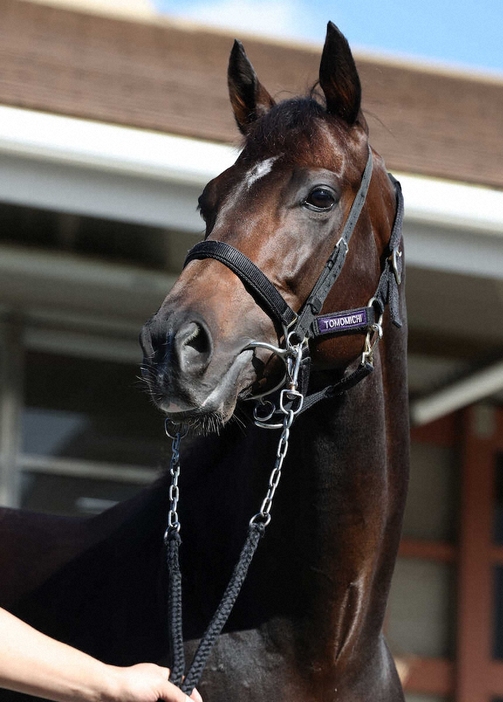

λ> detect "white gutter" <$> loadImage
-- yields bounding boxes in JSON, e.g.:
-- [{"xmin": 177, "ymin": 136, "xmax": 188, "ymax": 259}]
[{"xmin": 0, "ymin": 105, "xmax": 238, "ymax": 186}]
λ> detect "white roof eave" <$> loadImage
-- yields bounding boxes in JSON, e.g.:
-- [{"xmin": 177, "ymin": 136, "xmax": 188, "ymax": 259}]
[
  {"xmin": 0, "ymin": 105, "xmax": 239, "ymax": 187},
  {"xmin": 398, "ymin": 172, "xmax": 503, "ymax": 236}
]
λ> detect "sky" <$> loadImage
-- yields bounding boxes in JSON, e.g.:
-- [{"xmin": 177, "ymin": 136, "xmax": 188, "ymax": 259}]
[{"xmin": 152, "ymin": 0, "xmax": 503, "ymax": 77}]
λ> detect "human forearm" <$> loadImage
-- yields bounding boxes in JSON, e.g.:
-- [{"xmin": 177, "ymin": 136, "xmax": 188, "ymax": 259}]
[
  {"xmin": 0, "ymin": 608, "xmax": 198, "ymax": 702},
  {"xmin": 0, "ymin": 608, "xmax": 120, "ymax": 702}
]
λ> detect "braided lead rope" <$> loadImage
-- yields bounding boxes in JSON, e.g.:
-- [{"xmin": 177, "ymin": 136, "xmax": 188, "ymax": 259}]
[
  {"xmin": 163, "ymin": 377, "xmax": 304, "ymax": 695},
  {"xmin": 165, "ymin": 530, "xmax": 185, "ymax": 685},
  {"xmin": 180, "ymin": 521, "xmax": 265, "ymax": 695}
]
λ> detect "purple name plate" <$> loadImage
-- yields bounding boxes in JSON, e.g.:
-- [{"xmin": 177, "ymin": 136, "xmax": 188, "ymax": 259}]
[{"xmin": 315, "ymin": 307, "xmax": 370, "ymax": 336}]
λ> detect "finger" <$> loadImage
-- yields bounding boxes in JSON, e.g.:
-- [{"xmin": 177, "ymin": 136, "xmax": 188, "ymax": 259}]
[
  {"xmin": 190, "ymin": 688, "xmax": 203, "ymax": 702},
  {"xmin": 155, "ymin": 668, "xmax": 202, "ymax": 702},
  {"xmin": 158, "ymin": 679, "xmax": 200, "ymax": 702},
  {"xmin": 156, "ymin": 685, "xmax": 187, "ymax": 702}
]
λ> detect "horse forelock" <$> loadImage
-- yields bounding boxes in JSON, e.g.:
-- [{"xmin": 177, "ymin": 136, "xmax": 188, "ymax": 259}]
[{"xmin": 242, "ymin": 96, "xmax": 357, "ymax": 162}]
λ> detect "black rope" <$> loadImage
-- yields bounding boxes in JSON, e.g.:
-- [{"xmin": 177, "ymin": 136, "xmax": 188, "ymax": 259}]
[
  {"xmin": 179, "ymin": 522, "xmax": 265, "ymax": 695},
  {"xmin": 165, "ymin": 530, "xmax": 186, "ymax": 686}
]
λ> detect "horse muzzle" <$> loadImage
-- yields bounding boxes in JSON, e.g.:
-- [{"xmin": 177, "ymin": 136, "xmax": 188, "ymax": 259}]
[{"xmin": 139, "ymin": 306, "xmax": 273, "ymax": 429}]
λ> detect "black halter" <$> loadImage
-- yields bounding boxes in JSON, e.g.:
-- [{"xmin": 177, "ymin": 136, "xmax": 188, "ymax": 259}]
[
  {"xmin": 184, "ymin": 148, "xmax": 404, "ymax": 417},
  {"xmin": 166, "ymin": 149, "xmax": 405, "ymax": 694}
]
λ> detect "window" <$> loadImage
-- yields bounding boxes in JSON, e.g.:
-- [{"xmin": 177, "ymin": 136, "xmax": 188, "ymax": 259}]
[
  {"xmin": 0, "ymin": 318, "xmax": 168, "ymax": 517},
  {"xmin": 20, "ymin": 348, "xmax": 167, "ymax": 516}
]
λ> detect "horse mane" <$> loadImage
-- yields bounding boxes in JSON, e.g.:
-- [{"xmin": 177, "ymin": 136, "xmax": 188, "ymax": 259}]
[{"xmin": 240, "ymin": 89, "xmax": 367, "ymax": 162}]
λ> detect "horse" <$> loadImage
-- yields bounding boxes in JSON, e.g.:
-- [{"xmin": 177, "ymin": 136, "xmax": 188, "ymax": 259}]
[
  {"xmin": 139, "ymin": 20, "xmax": 409, "ymax": 701},
  {"xmin": 0, "ymin": 22, "xmax": 409, "ymax": 702}
]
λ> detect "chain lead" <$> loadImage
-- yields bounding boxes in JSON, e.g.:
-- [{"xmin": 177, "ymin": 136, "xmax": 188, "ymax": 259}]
[
  {"xmin": 250, "ymin": 407, "xmax": 296, "ymax": 527},
  {"xmin": 250, "ymin": 338, "xmax": 305, "ymax": 526},
  {"xmin": 163, "ymin": 334, "xmax": 306, "ymax": 535},
  {"xmin": 164, "ymin": 420, "xmax": 188, "ymax": 541}
]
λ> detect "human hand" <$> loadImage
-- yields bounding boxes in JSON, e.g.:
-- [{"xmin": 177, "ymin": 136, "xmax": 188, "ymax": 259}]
[{"xmin": 106, "ymin": 663, "xmax": 202, "ymax": 702}]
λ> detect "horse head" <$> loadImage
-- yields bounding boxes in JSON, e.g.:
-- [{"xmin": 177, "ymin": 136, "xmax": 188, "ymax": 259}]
[{"xmin": 140, "ymin": 22, "xmax": 400, "ymax": 434}]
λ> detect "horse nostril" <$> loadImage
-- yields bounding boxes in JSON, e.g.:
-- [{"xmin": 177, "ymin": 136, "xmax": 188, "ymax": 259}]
[
  {"xmin": 184, "ymin": 322, "xmax": 210, "ymax": 355},
  {"xmin": 176, "ymin": 321, "xmax": 212, "ymax": 372}
]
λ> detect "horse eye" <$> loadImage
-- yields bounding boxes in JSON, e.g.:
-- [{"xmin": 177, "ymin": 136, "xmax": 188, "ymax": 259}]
[{"xmin": 303, "ymin": 187, "xmax": 336, "ymax": 212}]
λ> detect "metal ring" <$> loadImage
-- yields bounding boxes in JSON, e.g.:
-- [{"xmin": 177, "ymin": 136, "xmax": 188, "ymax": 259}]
[
  {"xmin": 279, "ymin": 388, "xmax": 304, "ymax": 415},
  {"xmin": 249, "ymin": 511, "xmax": 272, "ymax": 527},
  {"xmin": 253, "ymin": 400, "xmax": 276, "ymax": 423},
  {"xmin": 244, "ymin": 340, "xmax": 289, "ymax": 359},
  {"xmin": 164, "ymin": 524, "xmax": 180, "ymax": 543},
  {"xmin": 164, "ymin": 418, "xmax": 189, "ymax": 439}
]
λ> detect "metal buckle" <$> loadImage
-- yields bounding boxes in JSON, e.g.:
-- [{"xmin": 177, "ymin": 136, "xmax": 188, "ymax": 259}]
[
  {"xmin": 362, "ymin": 322, "xmax": 383, "ymax": 366},
  {"xmin": 390, "ymin": 247, "xmax": 402, "ymax": 285},
  {"xmin": 361, "ymin": 298, "xmax": 384, "ymax": 366},
  {"xmin": 336, "ymin": 237, "xmax": 349, "ymax": 254},
  {"xmin": 279, "ymin": 388, "xmax": 304, "ymax": 415}
]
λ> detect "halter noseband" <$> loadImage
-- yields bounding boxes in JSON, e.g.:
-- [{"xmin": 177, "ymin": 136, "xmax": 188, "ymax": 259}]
[{"xmin": 183, "ymin": 148, "xmax": 404, "ymax": 425}]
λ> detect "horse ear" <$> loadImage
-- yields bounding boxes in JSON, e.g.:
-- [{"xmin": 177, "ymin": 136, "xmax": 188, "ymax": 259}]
[
  {"xmin": 319, "ymin": 22, "xmax": 362, "ymax": 125},
  {"xmin": 228, "ymin": 40, "xmax": 276, "ymax": 134}
]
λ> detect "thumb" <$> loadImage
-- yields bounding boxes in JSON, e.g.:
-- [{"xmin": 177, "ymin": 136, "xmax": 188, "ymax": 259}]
[{"xmin": 156, "ymin": 675, "xmax": 202, "ymax": 702}]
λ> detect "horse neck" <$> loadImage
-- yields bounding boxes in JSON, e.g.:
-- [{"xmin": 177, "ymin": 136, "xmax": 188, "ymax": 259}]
[
  {"xmin": 296, "ymin": 318, "xmax": 409, "ymax": 674},
  {"xmin": 200, "ymin": 311, "xmax": 409, "ymax": 682}
]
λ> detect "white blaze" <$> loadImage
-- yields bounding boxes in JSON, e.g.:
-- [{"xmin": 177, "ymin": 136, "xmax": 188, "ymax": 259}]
[{"xmin": 245, "ymin": 157, "xmax": 278, "ymax": 188}]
